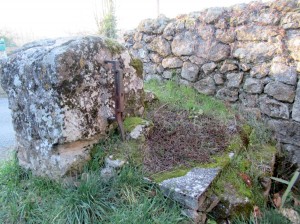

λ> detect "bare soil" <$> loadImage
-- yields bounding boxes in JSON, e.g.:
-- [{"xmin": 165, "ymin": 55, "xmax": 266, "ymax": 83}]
[{"xmin": 144, "ymin": 104, "xmax": 231, "ymax": 173}]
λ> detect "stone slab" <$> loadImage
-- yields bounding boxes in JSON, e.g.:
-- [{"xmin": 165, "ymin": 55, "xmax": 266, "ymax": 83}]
[{"xmin": 159, "ymin": 168, "xmax": 220, "ymax": 210}]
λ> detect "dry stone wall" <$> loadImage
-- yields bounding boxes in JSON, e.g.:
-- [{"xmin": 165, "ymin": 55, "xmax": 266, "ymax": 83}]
[
  {"xmin": 125, "ymin": 0, "xmax": 300, "ymax": 165},
  {"xmin": 0, "ymin": 36, "xmax": 144, "ymax": 179}
]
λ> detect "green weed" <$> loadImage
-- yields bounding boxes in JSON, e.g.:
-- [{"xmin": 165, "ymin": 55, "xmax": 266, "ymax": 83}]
[
  {"xmin": 144, "ymin": 79, "xmax": 233, "ymax": 121},
  {"xmin": 0, "ymin": 155, "xmax": 184, "ymax": 223}
]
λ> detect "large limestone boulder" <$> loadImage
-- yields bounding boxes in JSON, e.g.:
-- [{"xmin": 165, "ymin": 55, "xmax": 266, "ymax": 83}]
[{"xmin": 0, "ymin": 36, "xmax": 144, "ymax": 179}]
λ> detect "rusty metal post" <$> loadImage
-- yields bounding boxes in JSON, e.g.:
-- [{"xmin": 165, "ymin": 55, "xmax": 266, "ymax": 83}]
[{"xmin": 105, "ymin": 60, "xmax": 125, "ymax": 141}]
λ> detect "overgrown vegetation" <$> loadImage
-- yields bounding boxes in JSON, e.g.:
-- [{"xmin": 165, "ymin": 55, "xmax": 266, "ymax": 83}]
[
  {"xmin": 145, "ymin": 79, "xmax": 233, "ymax": 121},
  {"xmin": 0, "ymin": 154, "xmax": 185, "ymax": 223},
  {"xmin": 1, "ymin": 79, "xmax": 298, "ymax": 223}
]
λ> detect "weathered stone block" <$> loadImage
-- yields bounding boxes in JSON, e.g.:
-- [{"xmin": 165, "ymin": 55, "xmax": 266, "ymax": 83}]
[
  {"xmin": 287, "ymin": 31, "xmax": 300, "ymax": 61},
  {"xmin": 196, "ymin": 40, "xmax": 230, "ymax": 62},
  {"xmin": 197, "ymin": 25, "xmax": 215, "ymax": 40},
  {"xmin": 194, "ymin": 77, "xmax": 216, "ymax": 95},
  {"xmin": 239, "ymin": 93, "xmax": 258, "ymax": 107},
  {"xmin": 265, "ymin": 81, "xmax": 295, "ymax": 103},
  {"xmin": 214, "ymin": 73, "xmax": 224, "ymax": 85},
  {"xmin": 250, "ymin": 63, "xmax": 270, "ymax": 79},
  {"xmin": 243, "ymin": 78, "xmax": 263, "ymax": 94},
  {"xmin": 281, "ymin": 12, "xmax": 300, "ymax": 29},
  {"xmin": 233, "ymin": 42, "xmax": 278, "ymax": 63},
  {"xmin": 0, "ymin": 36, "xmax": 144, "ymax": 179},
  {"xmin": 216, "ymin": 29, "xmax": 235, "ymax": 44},
  {"xmin": 220, "ymin": 61, "xmax": 238, "ymax": 73},
  {"xmin": 268, "ymin": 120, "xmax": 300, "ymax": 147},
  {"xmin": 137, "ymin": 15, "xmax": 170, "ymax": 34},
  {"xmin": 171, "ymin": 31, "xmax": 195, "ymax": 56},
  {"xmin": 202, "ymin": 62, "xmax": 217, "ymax": 75},
  {"xmin": 292, "ymin": 81, "xmax": 300, "ymax": 122},
  {"xmin": 259, "ymin": 96, "xmax": 289, "ymax": 119},
  {"xmin": 159, "ymin": 168, "xmax": 221, "ymax": 210},
  {"xmin": 162, "ymin": 57, "xmax": 183, "ymax": 69},
  {"xmin": 270, "ymin": 58, "xmax": 297, "ymax": 85},
  {"xmin": 216, "ymin": 88, "xmax": 239, "ymax": 102},
  {"xmin": 147, "ymin": 36, "xmax": 171, "ymax": 57},
  {"xmin": 181, "ymin": 62, "xmax": 199, "ymax": 82},
  {"xmin": 236, "ymin": 26, "xmax": 278, "ymax": 41},
  {"xmin": 226, "ymin": 72, "xmax": 244, "ymax": 88}
]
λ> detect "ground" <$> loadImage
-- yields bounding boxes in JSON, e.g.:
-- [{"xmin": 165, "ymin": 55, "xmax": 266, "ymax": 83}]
[{"xmin": 0, "ymin": 97, "xmax": 15, "ymax": 161}]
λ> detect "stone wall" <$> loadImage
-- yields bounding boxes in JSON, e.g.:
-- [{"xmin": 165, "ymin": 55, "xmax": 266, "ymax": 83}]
[
  {"xmin": 0, "ymin": 36, "xmax": 144, "ymax": 179},
  {"xmin": 124, "ymin": 0, "xmax": 300, "ymax": 165}
]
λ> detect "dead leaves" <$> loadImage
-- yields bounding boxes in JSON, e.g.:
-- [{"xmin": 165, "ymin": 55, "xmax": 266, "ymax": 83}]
[{"xmin": 239, "ymin": 172, "xmax": 252, "ymax": 187}]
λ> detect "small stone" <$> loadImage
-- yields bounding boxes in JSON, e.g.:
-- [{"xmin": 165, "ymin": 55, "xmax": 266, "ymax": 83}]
[
  {"xmin": 194, "ymin": 77, "xmax": 216, "ymax": 95},
  {"xmin": 243, "ymin": 78, "xmax": 263, "ymax": 94},
  {"xmin": 144, "ymin": 90, "xmax": 158, "ymax": 104},
  {"xmin": 100, "ymin": 167, "xmax": 116, "ymax": 181},
  {"xmin": 105, "ymin": 157, "xmax": 126, "ymax": 169},
  {"xmin": 202, "ymin": 62, "xmax": 217, "ymax": 75},
  {"xmin": 220, "ymin": 61, "xmax": 238, "ymax": 73},
  {"xmin": 189, "ymin": 55, "xmax": 206, "ymax": 66},
  {"xmin": 265, "ymin": 81, "xmax": 295, "ymax": 103},
  {"xmin": 239, "ymin": 92, "xmax": 258, "ymax": 107},
  {"xmin": 162, "ymin": 70, "xmax": 173, "ymax": 79},
  {"xmin": 156, "ymin": 65, "xmax": 164, "ymax": 74},
  {"xmin": 181, "ymin": 62, "xmax": 199, "ymax": 82},
  {"xmin": 214, "ymin": 73, "xmax": 224, "ymax": 85},
  {"xmin": 162, "ymin": 57, "xmax": 183, "ymax": 68},
  {"xmin": 250, "ymin": 63, "xmax": 270, "ymax": 79},
  {"xmin": 149, "ymin": 53, "xmax": 162, "ymax": 63},
  {"xmin": 226, "ymin": 72, "xmax": 244, "ymax": 88},
  {"xmin": 239, "ymin": 63, "xmax": 251, "ymax": 72},
  {"xmin": 216, "ymin": 88, "xmax": 239, "ymax": 102},
  {"xmin": 259, "ymin": 96, "xmax": 290, "ymax": 119}
]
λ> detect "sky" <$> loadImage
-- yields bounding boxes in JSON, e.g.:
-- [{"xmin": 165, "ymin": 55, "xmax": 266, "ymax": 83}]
[{"xmin": 0, "ymin": 0, "xmax": 262, "ymax": 44}]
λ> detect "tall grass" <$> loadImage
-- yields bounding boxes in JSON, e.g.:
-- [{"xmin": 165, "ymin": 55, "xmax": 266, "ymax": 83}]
[{"xmin": 0, "ymin": 155, "xmax": 185, "ymax": 223}]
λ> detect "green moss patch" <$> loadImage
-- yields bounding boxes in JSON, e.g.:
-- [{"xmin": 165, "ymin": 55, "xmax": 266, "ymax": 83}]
[
  {"xmin": 130, "ymin": 58, "xmax": 143, "ymax": 78},
  {"xmin": 123, "ymin": 117, "xmax": 149, "ymax": 133},
  {"xmin": 104, "ymin": 38, "xmax": 124, "ymax": 55}
]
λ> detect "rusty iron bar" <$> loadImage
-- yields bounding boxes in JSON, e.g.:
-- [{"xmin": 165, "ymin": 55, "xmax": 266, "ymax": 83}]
[{"xmin": 105, "ymin": 60, "xmax": 125, "ymax": 141}]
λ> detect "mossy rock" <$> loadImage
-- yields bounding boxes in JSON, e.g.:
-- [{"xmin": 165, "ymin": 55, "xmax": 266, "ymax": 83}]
[
  {"xmin": 104, "ymin": 38, "xmax": 125, "ymax": 55},
  {"xmin": 129, "ymin": 58, "xmax": 143, "ymax": 78},
  {"xmin": 123, "ymin": 117, "xmax": 149, "ymax": 133}
]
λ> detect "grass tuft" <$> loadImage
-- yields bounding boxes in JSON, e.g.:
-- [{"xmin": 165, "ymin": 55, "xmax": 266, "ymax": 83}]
[{"xmin": 144, "ymin": 79, "xmax": 233, "ymax": 121}]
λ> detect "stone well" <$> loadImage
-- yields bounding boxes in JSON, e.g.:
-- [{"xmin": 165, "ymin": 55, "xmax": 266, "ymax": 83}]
[{"xmin": 0, "ymin": 36, "xmax": 144, "ymax": 179}]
